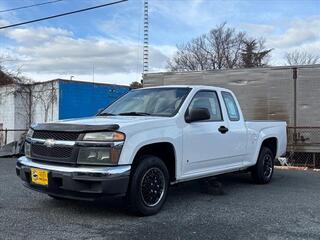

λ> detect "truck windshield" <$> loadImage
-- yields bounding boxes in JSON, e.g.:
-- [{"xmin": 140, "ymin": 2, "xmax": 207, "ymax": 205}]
[{"xmin": 100, "ymin": 88, "xmax": 191, "ymax": 117}]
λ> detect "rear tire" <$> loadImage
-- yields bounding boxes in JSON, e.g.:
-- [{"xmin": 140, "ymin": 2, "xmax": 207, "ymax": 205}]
[
  {"xmin": 127, "ymin": 155, "xmax": 169, "ymax": 216},
  {"xmin": 251, "ymin": 147, "xmax": 274, "ymax": 184}
]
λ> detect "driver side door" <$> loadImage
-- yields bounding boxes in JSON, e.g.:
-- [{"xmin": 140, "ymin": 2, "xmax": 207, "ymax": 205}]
[{"xmin": 182, "ymin": 90, "xmax": 230, "ymax": 176}]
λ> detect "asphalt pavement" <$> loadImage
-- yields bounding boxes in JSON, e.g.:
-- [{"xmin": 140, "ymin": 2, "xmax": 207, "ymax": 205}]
[{"xmin": 1, "ymin": 157, "xmax": 320, "ymax": 240}]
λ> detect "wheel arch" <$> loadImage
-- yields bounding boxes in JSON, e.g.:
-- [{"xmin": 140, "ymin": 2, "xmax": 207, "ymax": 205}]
[
  {"xmin": 260, "ymin": 137, "xmax": 278, "ymax": 158},
  {"xmin": 132, "ymin": 142, "xmax": 177, "ymax": 182}
]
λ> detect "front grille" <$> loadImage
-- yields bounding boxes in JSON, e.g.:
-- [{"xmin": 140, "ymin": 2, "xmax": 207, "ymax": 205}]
[
  {"xmin": 31, "ymin": 144, "xmax": 75, "ymax": 163},
  {"xmin": 30, "ymin": 130, "xmax": 78, "ymax": 164},
  {"xmin": 33, "ymin": 131, "xmax": 80, "ymax": 141}
]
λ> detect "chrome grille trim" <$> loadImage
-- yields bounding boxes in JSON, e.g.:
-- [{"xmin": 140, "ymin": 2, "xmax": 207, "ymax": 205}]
[{"xmin": 28, "ymin": 138, "xmax": 75, "ymax": 147}]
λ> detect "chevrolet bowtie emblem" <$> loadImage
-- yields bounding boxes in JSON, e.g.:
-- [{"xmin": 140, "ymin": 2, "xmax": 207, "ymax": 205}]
[{"xmin": 44, "ymin": 139, "xmax": 56, "ymax": 148}]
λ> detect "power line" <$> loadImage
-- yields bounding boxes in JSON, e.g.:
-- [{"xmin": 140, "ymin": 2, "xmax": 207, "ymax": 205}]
[
  {"xmin": 0, "ymin": 0, "xmax": 128, "ymax": 30},
  {"xmin": 0, "ymin": 0, "xmax": 64, "ymax": 13}
]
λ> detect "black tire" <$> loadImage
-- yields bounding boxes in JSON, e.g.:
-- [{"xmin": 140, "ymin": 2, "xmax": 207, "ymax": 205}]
[
  {"xmin": 128, "ymin": 155, "xmax": 169, "ymax": 216},
  {"xmin": 251, "ymin": 147, "xmax": 274, "ymax": 184}
]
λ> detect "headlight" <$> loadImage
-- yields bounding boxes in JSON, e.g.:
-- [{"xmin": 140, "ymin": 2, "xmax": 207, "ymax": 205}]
[
  {"xmin": 83, "ymin": 131, "xmax": 125, "ymax": 142},
  {"xmin": 77, "ymin": 145, "xmax": 122, "ymax": 165},
  {"xmin": 26, "ymin": 128, "xmax": 34, "ymax": 139},
  {"xmin": 77, "ymin": 148, "xmax": 111, "ymax": 165}
]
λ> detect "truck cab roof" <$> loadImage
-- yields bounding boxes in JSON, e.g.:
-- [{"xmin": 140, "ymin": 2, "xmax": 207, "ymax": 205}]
[{"xmin": 141, "ymin": 85, "xmax": 231, "ymax": 93}]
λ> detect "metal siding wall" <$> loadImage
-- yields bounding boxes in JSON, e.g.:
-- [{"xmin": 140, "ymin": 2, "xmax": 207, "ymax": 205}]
[
  {"xmin": 144, "ymin": 65, "xmax": 320, "ymax": 125},
  {"xmin": 297, "ymin": 67, "xmax": 320, "ymax": 126},
  {"xmin": 143, "ymin": 73, "xmax": 164, "ymax": 87},
  {"xmin": 58, "ymin": 81, "xmax": 129, "ymax": 119},
  {"xmin": 155, "ymin": 68, "xmax": 294, "ymax": 124},
  {"xmin": 144, "ymin": 65, "xmax": 320, "ymax": 154}
]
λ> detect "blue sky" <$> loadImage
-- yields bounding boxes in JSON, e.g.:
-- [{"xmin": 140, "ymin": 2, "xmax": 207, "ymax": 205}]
[{"xmin": 0, "ymin": 0, "xmax": 319, "ymax": 85}]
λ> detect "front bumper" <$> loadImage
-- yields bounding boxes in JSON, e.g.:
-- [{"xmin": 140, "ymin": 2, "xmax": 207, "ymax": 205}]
[{"xmin": 16, "ymin": 156, "xmax": 131, "ymax": 200}]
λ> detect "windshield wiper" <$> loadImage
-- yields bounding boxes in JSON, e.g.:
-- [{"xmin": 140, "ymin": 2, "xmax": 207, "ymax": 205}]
[
  {"xmin": 98, "ymin": 112, "xmax": 116, "ymax": 116},
  {"xmin": 119, "ymin": 112, "xmax": 151, "ymax": 116}
]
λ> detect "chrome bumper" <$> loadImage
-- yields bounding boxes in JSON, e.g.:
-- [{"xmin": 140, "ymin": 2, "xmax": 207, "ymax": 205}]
[
  {"xmin": 17, "ymin": 156, "xmax": 130, "ymax": 175},
  {"xmin": 16, "ymin": 156, "xmax": 131, "ymax": 200}
]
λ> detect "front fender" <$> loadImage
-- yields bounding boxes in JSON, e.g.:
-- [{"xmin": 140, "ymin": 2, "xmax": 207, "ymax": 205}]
[{"xmin": 118, "ymin": 125, "xmax": 182, "ymax": 176}]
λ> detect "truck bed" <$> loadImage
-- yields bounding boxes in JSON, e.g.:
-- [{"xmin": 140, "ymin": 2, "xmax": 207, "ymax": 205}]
[{"xmin": 245, "ymin": 120, "xmax": 287, "ymax": 131}]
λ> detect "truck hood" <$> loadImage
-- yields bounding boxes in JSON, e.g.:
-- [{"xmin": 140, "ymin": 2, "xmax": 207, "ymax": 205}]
[
  {"xmin": 59, "ymin": 116, "xmax": 167, "ymax": 127},
  {"xmin": 32, "ymin": 115, "xmax": 173, "ymax": 132}
]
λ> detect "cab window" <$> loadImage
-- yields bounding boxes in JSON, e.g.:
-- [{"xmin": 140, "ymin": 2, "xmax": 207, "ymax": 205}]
[
  {"xmin": 188, "ymin": 91, "xmax": 222, "ymax": 121},
  {"xmin": 222, "ymin": 91, "xmax": 240, "ymax": 121}
]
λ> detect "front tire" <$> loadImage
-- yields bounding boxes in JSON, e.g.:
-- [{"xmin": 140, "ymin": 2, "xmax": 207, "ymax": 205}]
[
  {"xmin": 128, "ymin": 155, "xmax": 169, "ymax": 216},
  {"xmin": 251, "ymin": 147, "xmax": 274, "ymax": 184}
]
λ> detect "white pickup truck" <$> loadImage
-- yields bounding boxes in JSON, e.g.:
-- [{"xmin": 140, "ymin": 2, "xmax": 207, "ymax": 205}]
[{"xmin": 17, "ymin": 85, "xmax": 287, "ymax": 215}]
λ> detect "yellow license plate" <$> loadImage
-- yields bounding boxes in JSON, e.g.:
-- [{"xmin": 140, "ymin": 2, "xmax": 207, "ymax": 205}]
[{"xmin": 30, "ymin": 168, "xmax": 48, "ymax": 186}]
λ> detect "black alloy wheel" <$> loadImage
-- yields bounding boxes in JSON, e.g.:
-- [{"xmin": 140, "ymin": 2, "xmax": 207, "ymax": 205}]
[
  {"xmin": 140, "ymin": 167, "xmax": 166, "ymax": 207},
  {"xmin": 128, "ymin": 155, "xmax": 169, "ymax": 216},
  {"xmin": 251, "ymin": 146, "xmax": 274, "ymax": 184}
]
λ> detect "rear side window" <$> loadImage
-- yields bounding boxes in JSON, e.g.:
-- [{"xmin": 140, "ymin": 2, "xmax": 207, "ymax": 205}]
[
  {"xmin": 222, "ymin": 91, "xmax": 240, "ymax": 121},
  {"xmin": 188, "ymin": 91, "xmax": 222, "ymax": 121}
]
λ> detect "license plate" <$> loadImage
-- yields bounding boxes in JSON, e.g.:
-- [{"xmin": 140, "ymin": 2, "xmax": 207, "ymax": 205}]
[{"xmin": 30, "ymin": 168, "xmax": 48, "ymax": 186}]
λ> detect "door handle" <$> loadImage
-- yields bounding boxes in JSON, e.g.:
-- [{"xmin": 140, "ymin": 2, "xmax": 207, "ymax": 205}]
[{"xmin": 218, "ymin": 126, "xmax": 229, "ymax": 134}]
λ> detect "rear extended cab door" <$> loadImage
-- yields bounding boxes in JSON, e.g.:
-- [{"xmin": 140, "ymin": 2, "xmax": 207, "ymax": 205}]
[
  {"xmin": 181, "ymin": 89, "xmax": 247, "ymax": 179},
  {"xmin": 220, "ymin": 90, "xmax": 248, "ymax": 167}
]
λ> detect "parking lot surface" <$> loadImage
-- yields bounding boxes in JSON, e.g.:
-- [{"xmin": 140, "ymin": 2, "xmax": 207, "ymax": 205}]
[{"xmin": 1, "ymin": 157, "xmax": 320, "ymax": 240}]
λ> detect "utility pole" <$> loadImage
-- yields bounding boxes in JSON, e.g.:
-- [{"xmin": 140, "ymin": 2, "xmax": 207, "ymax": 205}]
[{"xmin": 142, "ymin": 0, "xmax": 149, "ymax": 84}]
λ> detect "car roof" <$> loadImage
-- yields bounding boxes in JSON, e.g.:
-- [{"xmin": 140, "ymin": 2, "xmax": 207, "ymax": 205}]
[{"xmin": 142, "ymin": 85, "xmax": 230, "ymax": 92}]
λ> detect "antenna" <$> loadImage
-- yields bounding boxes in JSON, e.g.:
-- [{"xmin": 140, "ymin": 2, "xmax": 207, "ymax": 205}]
[{"xmin": 142, "ymin": 0, "xmax": 149, "ymax": 82}]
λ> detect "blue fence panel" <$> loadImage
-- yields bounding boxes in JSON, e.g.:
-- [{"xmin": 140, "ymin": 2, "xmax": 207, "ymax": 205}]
[{"xmin": 59, "ymin": 80, "xmax": 130, "ymax": 119}]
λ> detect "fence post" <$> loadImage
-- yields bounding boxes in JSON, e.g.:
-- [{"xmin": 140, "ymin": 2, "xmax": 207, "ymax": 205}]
[
  {"xmin": 292, "ymin": 67, "xmax": 297, "ymax": 145},
  {"xmin": 4, "ymin": 128, "xmax": 7, "ymax": 145}
]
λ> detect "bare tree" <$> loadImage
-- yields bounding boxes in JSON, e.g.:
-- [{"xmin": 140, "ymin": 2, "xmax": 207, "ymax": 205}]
[
  {"xmin": 0, "ymin": 69, "xmax": 15, "ymax": 86},
  {"xmin": 168, "ymin": 23, "xmax": 271, "ymax": 72},
  {"xmin": 169, "ymin": 35, "xmax": 210, "ymax": 71},
  {"xmin": 32, "ymin": 82, "xmax": 57, "ymax": 123},
  {"xmin": 0, "ymin": 55, "xmax": 23, "ymax": 86},
  {"xmin": 168, "ymin": 23, "xmax": 246, "ymax": 71},
  {"xmin": 207, "ymin": 23, "xmax": 246, "ymax": 69},
  {"xmin": 14, "ymin": 83, "xmax": 34, "ymax": 128},
  {"xmin": 285, "ymin": 50, "xmax": 320, "ymax": 66}
]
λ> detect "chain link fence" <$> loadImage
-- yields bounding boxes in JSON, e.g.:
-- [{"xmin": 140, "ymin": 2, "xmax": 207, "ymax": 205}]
[
  {"xmin": 0, "ymin": 129, "xmax": 27, "ymax": 147},
  {"xmin": 286, "ymin": 127, "xmax": 320, "ymax": 168},
  {"xmin": 0, "ymin": 129, "xmax": 27, "ymax": 157}
]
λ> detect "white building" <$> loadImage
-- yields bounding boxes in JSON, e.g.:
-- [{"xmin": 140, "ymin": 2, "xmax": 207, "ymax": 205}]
[
  {"xmin": 0, "ymin": 78, "xmax": 129, "ymax": 145},
  {"xmin": 0, "ymin": 81, "xmax": 59, "ymax": 145}
]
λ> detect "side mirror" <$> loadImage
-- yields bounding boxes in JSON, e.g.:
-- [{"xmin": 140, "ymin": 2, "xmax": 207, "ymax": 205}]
[
  {"xmin": 186, "ymin": 108, "xmax": 210, "ymax": 123},
  {"xmin": 96, "ymin": 108, "xmax": 104, "ymax": 115}
]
